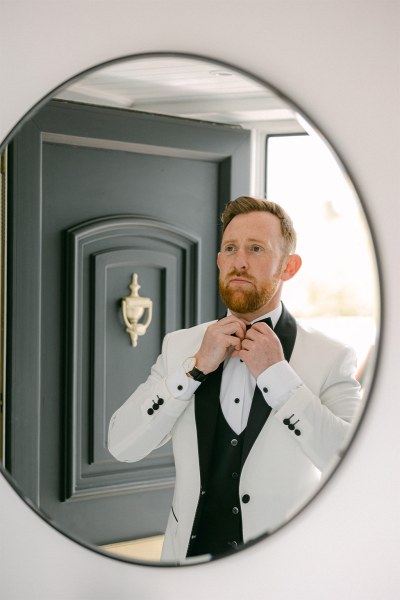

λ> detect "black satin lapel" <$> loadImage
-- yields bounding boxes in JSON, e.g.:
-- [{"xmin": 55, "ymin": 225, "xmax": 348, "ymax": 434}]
[
  {"xmin": 241, "ymin": 387, "xmax": 271, "ymax": 467},
  {"xmin": 274, "ymin": 303, "xmax": 297, "ymax": 362},
  {"xmin": 194, "ymin": 363, "xmax": 224, "ymax": 486},
  {"xmin": 241, "ymin": 305, "xmax": 297, "ymax": 466}
]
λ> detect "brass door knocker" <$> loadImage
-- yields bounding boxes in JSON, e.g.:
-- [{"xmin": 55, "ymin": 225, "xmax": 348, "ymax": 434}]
[{"xmin": 121, "ymin": 273, "xmax": 153, "ymax": 347}]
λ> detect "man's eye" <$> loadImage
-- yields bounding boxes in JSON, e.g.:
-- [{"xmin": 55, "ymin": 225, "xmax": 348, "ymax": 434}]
[
  {"xmin": 224, "ymin": 245, "xmax": 237, "ymax": 253},
  {"xmin": 250, "ymin": 245, "xmax": 263, "ymax": 253}
]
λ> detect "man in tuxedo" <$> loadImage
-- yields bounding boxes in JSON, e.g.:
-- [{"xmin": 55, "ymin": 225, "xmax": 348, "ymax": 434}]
[{"xmin": 108, "ymin": 196, "xmax": 361, "ymax": 564}]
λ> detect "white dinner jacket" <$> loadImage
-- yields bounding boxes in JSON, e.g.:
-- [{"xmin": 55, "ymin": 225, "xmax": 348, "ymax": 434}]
[{"xmin": 108, "ymin": 306, "xmax": 361, "ymax": 564}]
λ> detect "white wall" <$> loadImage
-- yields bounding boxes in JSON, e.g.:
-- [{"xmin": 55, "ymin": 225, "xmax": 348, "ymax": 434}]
[{"xmin": 1, "ymin": 2, "xmax": 399, "ymax": 598}]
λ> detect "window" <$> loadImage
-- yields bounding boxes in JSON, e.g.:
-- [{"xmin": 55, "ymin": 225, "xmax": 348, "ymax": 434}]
[{"xmin": 265, "ymin": 133, "xmax": 378, "ymax": 378}]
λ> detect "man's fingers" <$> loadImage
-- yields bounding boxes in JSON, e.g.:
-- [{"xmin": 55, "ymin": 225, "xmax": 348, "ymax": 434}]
[
  {"xmin": 228, "ymin": 335, "xmax": 242, "ymax": 350},
  {"xmin": 232, "ymin": 323, "xmax": 246, "ymax": 340},
  {"xmin": 245, "ymin": 322, "xmax": 274, "ymax": 342},
  {"xmin": 247, "ymin": 322, "xmax": 271, "ymax": 334},
  {"xmin": 218, "ymin": 319, "xmax": 246, "ymax": 339},
  {"xmin": 240, "ymin": 338, "xmax": 252, "ymax": 351}
]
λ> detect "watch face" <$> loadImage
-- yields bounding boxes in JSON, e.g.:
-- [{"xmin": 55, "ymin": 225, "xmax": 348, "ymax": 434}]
[{"xmin": 183, "ymin": 356, "xmax": 196, "ymax": 373}]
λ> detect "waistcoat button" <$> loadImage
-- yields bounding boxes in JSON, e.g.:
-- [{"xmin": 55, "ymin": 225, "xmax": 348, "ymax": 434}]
[
  {"xmin": 242, "ymin": 494, "xmax": 250, "ymax": 503},
  {"xmin": 232, "ymin": 506, "xmax": 239, "ymax": 515}
]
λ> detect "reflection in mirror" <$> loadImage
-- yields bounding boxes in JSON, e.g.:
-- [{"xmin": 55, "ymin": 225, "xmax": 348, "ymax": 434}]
[{"xmin": 0, "ymin": 54, "xmax": 380, "ymax": 565}]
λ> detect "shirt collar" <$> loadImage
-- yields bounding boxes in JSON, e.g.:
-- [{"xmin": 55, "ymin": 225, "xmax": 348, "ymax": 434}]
[{"xmin": 227, "ymin": 301, "xmax": 282, "ymax": 329}]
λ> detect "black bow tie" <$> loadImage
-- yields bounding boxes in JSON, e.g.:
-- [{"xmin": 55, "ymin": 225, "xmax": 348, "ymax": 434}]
[{"xmin": 246, "ymin": 317, "xmax": 273, "ymax": 331}]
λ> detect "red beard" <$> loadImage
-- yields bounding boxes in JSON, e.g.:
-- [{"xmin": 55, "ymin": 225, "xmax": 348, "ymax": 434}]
[{"xmin": 218, "ymin": 270, "xmax": 281, "ymax": 314}]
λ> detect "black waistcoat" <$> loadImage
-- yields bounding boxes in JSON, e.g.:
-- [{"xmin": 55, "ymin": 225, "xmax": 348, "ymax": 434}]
[
  {"xmin": 186, "ymin": 405, "xmax": 246, "ymax": 557},
  {"xmin": 186, "ymin": 303, "xmax": 297, "ymax": 559}
]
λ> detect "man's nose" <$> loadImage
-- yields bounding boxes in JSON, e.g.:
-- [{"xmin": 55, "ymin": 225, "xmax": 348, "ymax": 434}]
[{"xmin": 232, "ymin": 247, "xmax": 249, "ymax": 270}]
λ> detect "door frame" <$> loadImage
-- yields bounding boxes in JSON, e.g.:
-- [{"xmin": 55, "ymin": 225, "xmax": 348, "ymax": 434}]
[{"xmin": 5, "ymin": 100, "xmax": 251, "ymax": 508}]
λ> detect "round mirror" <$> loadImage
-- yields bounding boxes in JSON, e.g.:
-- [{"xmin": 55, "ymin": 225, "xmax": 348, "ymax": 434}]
[{"xmin": 0, "ymin": 53, "xmax": 381, "ymax": 566}]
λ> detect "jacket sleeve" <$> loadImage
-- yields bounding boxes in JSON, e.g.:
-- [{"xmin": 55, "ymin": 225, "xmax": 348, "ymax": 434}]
[
  {"xmin": 272, "ymin": 342, "xmax": 362, "ymax": 472},
  {"xmin": 108, "ymin": 333, "xmax": 192, "ymax": 462}
]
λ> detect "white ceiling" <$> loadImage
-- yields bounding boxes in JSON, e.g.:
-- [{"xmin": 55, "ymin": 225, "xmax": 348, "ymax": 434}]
[{"xmin": 55, "ymin": 56, "xmax": 302, "ymax": 129}]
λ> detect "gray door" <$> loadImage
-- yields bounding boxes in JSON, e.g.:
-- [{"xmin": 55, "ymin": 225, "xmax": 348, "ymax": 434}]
[{"xmin": 6, "ymin": 100, "xmax": 250, "ymax": 545}]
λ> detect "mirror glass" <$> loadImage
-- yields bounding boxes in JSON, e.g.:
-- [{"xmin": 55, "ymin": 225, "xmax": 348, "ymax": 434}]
[{"xmin": 0, "ymin": 53, "xmax": 380, "ymax": 565}]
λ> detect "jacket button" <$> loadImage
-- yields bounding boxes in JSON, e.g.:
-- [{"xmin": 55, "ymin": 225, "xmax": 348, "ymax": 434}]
[
  {"xmin": 147, "ymin": 408, "xmax": 154, "ymax": 415},
  {"xmin": 232, "ymin": 507, "xmax": 239, "ymax": 515},
  {"xmin": 177, "ymin": 385, "xmax": 183, "ymax": 391},
  {"xmin": 231, "ymin": 439, "xmax": 238, "ymax": 446},
  {"xmin": 295, "ymin": 429, "xmax": 301, "ymax": 436},
  {"xmin": 234, "ymin": 397, "xmax": 240, "ymax": 404},
  {"xmin": 283, "ymin": 414, "xmax": 294, "ymax": 426},
  {"xmin": 242, "ymin": 494, "xmax": 250, "ymax": 503},
  {"xmin": 263, "ymin": 387, "xmax": 268, "ymax": 393}
]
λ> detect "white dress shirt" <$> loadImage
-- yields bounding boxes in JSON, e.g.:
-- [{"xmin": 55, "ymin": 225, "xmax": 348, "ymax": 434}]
[{"xmin": 166, "ymin": 302, "xmax": 302, "ymax": 434}]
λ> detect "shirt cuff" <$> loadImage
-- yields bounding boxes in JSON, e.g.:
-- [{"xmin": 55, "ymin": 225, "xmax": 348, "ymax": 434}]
[
  {"xmin": 256, "ymin": 360, "xmax": 302, "ymax": 410},
  {"xmin": 166, "ymin": 366, "xmax": 201, "ymax": 401}
]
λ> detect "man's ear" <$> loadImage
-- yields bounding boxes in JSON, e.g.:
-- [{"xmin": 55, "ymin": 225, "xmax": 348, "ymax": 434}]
[{"xmin": 280, "ymin": 254, "xmax": 302, "ymax": 281}]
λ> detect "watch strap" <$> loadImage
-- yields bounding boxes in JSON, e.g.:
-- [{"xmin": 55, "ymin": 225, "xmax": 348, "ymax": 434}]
[{"xmin": 187, "ymin": 366, "xmax": 208, "ymax": 382}]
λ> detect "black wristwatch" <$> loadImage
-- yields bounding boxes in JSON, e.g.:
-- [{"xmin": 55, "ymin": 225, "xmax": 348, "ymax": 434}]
[{"xmin": 183, "ymin": 357, "xmax": 208, "ymax": 382}]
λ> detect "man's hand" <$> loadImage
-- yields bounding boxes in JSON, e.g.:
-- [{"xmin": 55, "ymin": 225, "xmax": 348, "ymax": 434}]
[
  {"xmin": 195, "ymin": 316, "xmax": 247, "ymax": 374},
  {"xmin": 233, "ymin": 322, "xmax": 284, "ymax": 378}
]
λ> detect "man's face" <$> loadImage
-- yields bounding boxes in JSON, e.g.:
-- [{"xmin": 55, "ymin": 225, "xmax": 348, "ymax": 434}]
[{"xmin": 217, "ymin": 211, "xmax": 288, "ymax": 318}]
